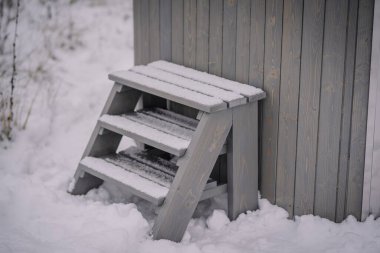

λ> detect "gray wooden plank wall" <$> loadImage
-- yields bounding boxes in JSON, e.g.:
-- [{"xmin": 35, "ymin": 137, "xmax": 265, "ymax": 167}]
[{"xmin": 132, "ymin": 0, "xmax": 375, "ymax": 221}]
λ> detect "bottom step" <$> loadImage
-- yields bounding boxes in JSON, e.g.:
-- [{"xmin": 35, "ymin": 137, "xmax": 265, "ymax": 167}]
[{"xmin": 76, "ymin": 149, "xmax": 226, "ymax": 205}]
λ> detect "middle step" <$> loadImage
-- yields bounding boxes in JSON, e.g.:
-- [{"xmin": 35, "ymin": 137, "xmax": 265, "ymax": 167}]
[{"xmin": 98, "ymin": 108, "xmax": 226, "ymax": 157}]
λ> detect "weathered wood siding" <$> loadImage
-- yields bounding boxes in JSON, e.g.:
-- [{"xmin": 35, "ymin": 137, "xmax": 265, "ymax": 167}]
[{"xmin": 133, "ymin": 0, "xmax": 375, "ymax": 221}]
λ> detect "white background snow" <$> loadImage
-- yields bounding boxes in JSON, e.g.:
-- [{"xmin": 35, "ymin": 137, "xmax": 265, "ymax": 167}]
[{"xmin": 0, "ymin": 1, "xmax": 379, "ymax": 252}]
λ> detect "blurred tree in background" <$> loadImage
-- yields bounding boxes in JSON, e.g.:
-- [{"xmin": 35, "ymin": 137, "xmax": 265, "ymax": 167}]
[{"xmin": 0, "ymin": 0, "xmax": 20, "ymax": 140}]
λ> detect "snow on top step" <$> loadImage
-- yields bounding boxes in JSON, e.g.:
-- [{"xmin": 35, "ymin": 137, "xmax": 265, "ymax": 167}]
[
  {"xmin": 109, "ymin": 70, "xmax": 227, "ymax": 112},
  {"xmin": 99, "ymin": 114, "xmax": 190, "ymax": 156},
  {"xmin": 80, "ymin": 157, "xmax": 169, "ymax": 200},
  {"xmin": 125, "ymin": 111, "xmax": 194, "ymax": 140},
  {"xmin": 131, "ymin": 65, "xmax": 246, "ymax": 107},
  {"xmin": 144, "ymin": 108, "xmax": 198, "ymax": 131},
  {"xmin": 149, "ymin": 61, "xmax": 266, "ymax": 102}
]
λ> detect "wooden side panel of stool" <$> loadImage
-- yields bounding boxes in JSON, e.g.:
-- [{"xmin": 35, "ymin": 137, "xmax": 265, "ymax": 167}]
[
  {"xmin": 152, "ymin": 109, "xmax": 232, "ymax": 242},
  {"xmin": 227, "ymin": 102, "xmax": 259, "ymax": 220}
]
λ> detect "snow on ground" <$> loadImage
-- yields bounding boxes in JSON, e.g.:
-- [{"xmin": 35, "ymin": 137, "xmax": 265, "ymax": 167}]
[{"xmin": 0, "ymin": 1, "xmax": 380, "ymax": 252}]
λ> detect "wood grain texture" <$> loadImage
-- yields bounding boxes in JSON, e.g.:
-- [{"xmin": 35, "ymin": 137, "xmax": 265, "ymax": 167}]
[
  {"xmin": 149, "ymin": 0, "xmax": 161, "ymax": 61},
  {"xmin": 208, "ymin": 0, "xmax": 224, "ymax": 194},
  {"xmin": 228, "ymin": 102, "xmax": 259, "ymax": 220},
  {"xmin": 135, "ymin": 0, "xmax": 150, "ymax": 64},
  {"xmin": 209, "ymin": 0, "xmax": 223, "ymax": 76},
  {"xmin": 336, "ymin": 0, "xmax": 359, "ymax": 223},
  {"xmin": 196, "ymin": 0, "xmax": 210, "ymax": 71},
  {"xmin": 275, "ymin": 0, "xmax": 302, "ymax": 217},
  {"xmin": 130, "ymin": 0, "xmax": 375, "ymax": 222},
  {"xmin": 222, "ymin": 0, "xmax": 237, "ymax": 80},
  {"xmin": 347, "ymin": 0, "xmax": 375, "ymax": 220},
  {"xmin": 249, "ymin": 0, "xmax": 265, "ymax": 194},
  {"xmin": 235, "ymin": 0, "xmax": 251, "ymax": 83},
  {"xmin": 170, "ymin": 0, "xmax": 187, "ymax": 115},
  {"xmin": 260, "ymin": 0, "xmax": 283, "ymax": 203},
  {"xmin": 249, "ymin": 0, "xmax": 265, "ymax": 88},
  {"xmin": 133, "ymin": 0, "xmax": 141, "ymax": 64},
  {"xmin": 160, "ymin": 0, "xmax": 172, "ymax": 60},
  {"xmin": 109, "ymin": 72, "xmax": 227, "ymax": 112},
  {"xmin": 314, "ymin": 0, "xmax": 349, "ymax": 221},
  {"xmin": 294, "ymin": 0, "xmax": 325, "ymax": 216},
  {"xmin": 184, "ymin": 0, "xmax": 197, "ymax": 68},
  {"xmin": 153, "ymin": 110, "xmax": 232, "ymax": 242},
  {"xmin": 171, "ymin": 0, "xmax": 184, "ymax": 64}
]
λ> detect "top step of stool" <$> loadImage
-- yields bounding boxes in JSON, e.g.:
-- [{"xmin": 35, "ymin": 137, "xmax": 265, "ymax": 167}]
[{"xmin": 109, "ymin": 61, "xmax": 266, "ymax": 113}]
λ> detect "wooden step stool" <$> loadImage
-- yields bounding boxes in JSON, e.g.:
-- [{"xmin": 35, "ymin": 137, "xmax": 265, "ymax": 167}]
[{"xmin": 68, "ymin": 60, "xmax": 266, "ymax": 242}]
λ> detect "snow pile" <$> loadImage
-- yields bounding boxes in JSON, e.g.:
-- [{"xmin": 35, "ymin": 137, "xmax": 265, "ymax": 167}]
[{"xmin": 0, "ymin": 1, "xmax": 379, "ymax": 253}]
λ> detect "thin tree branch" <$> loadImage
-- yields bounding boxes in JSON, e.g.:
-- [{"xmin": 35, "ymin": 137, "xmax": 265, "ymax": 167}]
[{"xmin": 8, "ymin": 0, "xmax": 20, "ymax": 139}]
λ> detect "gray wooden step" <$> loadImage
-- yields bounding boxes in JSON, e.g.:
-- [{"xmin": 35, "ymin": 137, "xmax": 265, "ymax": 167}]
[
  {"xmin": 149, "ymin": 60, "xmax": 266, "ymax": 102},
  {"xmin": 99, "ymin": 108, "xmax": 227, "ymax": 157},
  {"xmin": 99, "ymin": 109, "xmax": 193, "ymax": 157},
  {"xmin": 78, "ymin": 149, "xmax": 224, "ymax": 206},
  {"xmin": 108, "ymin": 70, "xmax": 227, "ymax": 113},
  {"xmin": 131, "ymin": 65, "xmax": 247, "ymax": 107}
]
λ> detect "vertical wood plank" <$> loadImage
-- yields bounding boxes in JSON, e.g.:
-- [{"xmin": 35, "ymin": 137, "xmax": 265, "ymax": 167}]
[
  {"xmin": 149, "ymin": 0, "xmax": 161, "ymax": 61},
  {"xmin": 294, "ymin": 0, "xmax": 325, "ymax": 216},
  {"xmin": 209, "ymin": 0, "xmax": 223, "ymax": 76},
  {"xmin": 160, "ymin": 0, "xmax": 172, "ymax": 60},
  {"xmin": 170, "ymin": 0, "xmax": 186, "ymax": 114},
  {"xmin": 235, "ymin": 0, "xmax": 251, "ymax": 83},
  {"xmin": 260, "ymin": 0, "xmax": 283, "ymax": 203},
  {"xmin": 227, "ymin": 102, "xmax": 259, "ymax": 219},
  {"xmin": 336, "ymin": 0, "xmax": 359, "ymax": 223},
  {"xmin": 133, "ymin": 0, "xmax": 141, "ymax": 64},
  {"xmin": 138, "ymin": 0, "xmax": 151, "ymax": 64},
  {"xmin": 249, "ymin": 0, "xmax": 265, "ymax": 192},
  {"xmin": 172, "ymin": 0, "xmax": 184, "ymax": 64},
  {"xmin": 365, "ymin": 0, "xmax": 380, "ymax": 220},
  {"xmin": 196, "ymin": 0, "xmax": 210, "ymax": 71},
  {"xmin": 275, "ymin": 0, "xmax": 303, "ymax": 217},
  {"xmin": 222, "ymin": 0, "xmax": 237, "ymax": 80},
  {"xmin": 347, "ymin": 0, "xmax": 375, "ymax": 220},
  {"xmin": 314, "ymin": 0, "xmax": 349, "ymax": 220},
  {"xmin": 249, "ymin": 0, "xmax": 265, "ymax": 88},
  {"xmin": 134, "ymin": 0, "xmax": 150, "ymax": 64},
  {"xmin": 184, "ymin": 0, "xmax": 197, "ymax": 68}
]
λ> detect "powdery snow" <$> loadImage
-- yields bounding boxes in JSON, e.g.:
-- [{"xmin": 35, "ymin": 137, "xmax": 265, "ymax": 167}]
[{"xmin": 0, "ymin": 1, "xmax": 380, "ymax": 253}]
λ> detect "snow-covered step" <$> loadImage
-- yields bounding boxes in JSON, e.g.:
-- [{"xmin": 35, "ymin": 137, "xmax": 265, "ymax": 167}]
[
  {"xmin": 99, "ymin": 112, "xmax": 192, "ymax": 157},
  {"xmin": 78, "ymin": 150, "xmax": 223, "ymax": 206},
  {"xmin": 143, "ymin": 108, "xmax": 198, "ymax": 130},
  {"xmin": 149, "ymin": 60, "xmax": 266, "ymax": 102},
  {"xmin": 79, "ymin": 156, "xmax": 169, "ymax": 205},
  {"xmin": 131, "ymin": 65, "xmax": 247, "ymax": 108},
  {"xmin": 119, "ymin": 148, "xmax": 216, "ymax": 188},
  {"xmin": 109, "ymin": 70, "xmax": 227, "ymax": 113}
]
